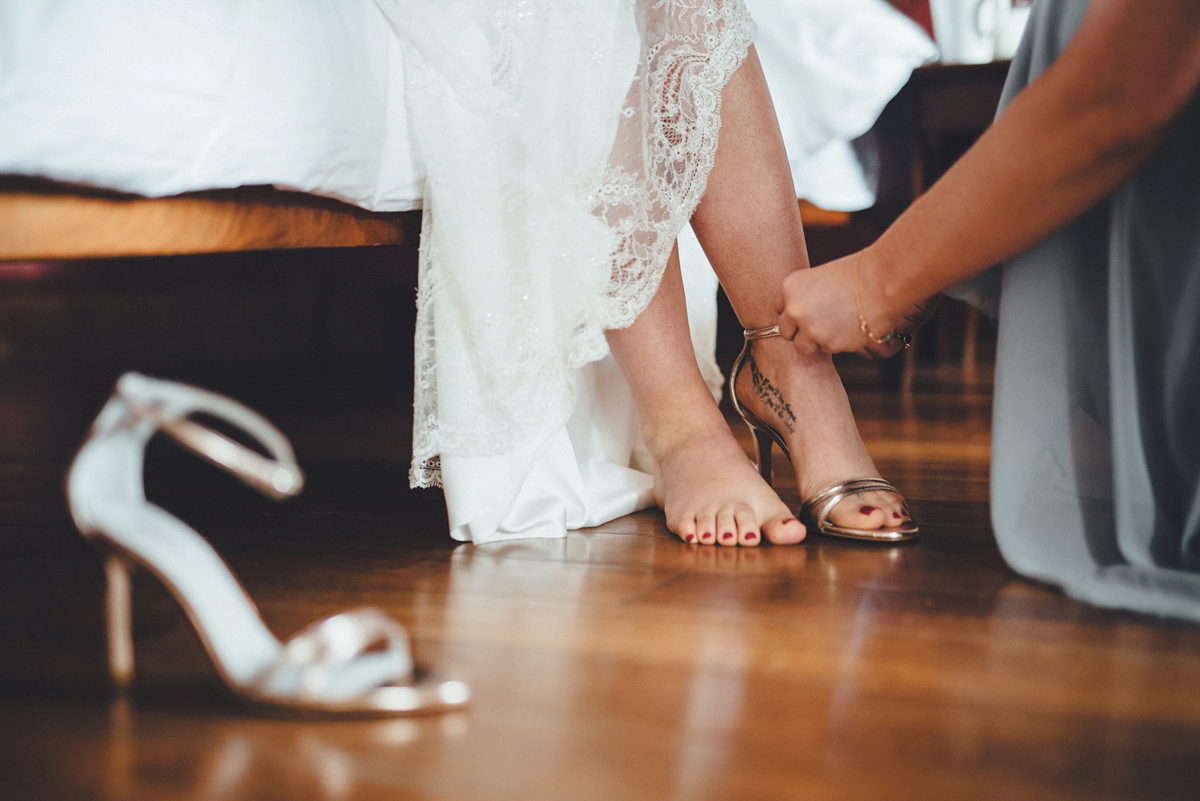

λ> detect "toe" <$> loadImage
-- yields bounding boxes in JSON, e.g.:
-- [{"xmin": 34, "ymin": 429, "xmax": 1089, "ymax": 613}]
[
  {"xmin": 826, "ymin": 490, "xmax": 908, "ymax": 531},
  {"xmin": 734, "ymin": 505, "xmax": 761, "ymax": 547},
  {"xmin": 676, "ymin": 516, "xmax": 699, "ymax": 545},
  {"xmin": 696, "ymin": 512, "xmax": 718, "ymax": 546},
  {"xmin": 763, "ymin": 515, "xmax": 805, "ymax": 545},
  {"xmin": 716, "ymin": 508, "xmax": 738, "ymax": 547}
]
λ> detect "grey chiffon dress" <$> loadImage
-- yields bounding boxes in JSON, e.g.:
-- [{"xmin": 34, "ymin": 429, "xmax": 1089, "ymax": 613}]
[{"xmin": 968, "ymin": 0, "xmax": 1200, "ymax": 620}]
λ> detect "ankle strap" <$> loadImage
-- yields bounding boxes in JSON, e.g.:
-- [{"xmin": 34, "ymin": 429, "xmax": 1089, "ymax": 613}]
[
  {"xmin": 115, "ymin": 373, "xmax": 304, "ymax": 500},
  {"xmin": 743, "ymin": 325, "xmax": 780, "ymax": 341}
]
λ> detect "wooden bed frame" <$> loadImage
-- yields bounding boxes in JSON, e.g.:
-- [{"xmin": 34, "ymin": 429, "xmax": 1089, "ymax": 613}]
[
  {"xmin": 0, "ymin": 176, "xmax": 421, "ymax": 261},
  {"xmin": 0, "ymin": 176, "xmax": 856, "ymax": 264}
]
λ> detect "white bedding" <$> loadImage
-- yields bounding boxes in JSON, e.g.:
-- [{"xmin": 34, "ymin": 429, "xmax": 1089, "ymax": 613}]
[
  {"xmin": 0, "ymin": 0, "xmax": 423, "ymax": 211},
  {"xmin": 750, "ymin": 0, "xmax": 936, "ymax": 210},
  {"xmin": 0, "ymin": 0, "xmax": 931, "ymax": 214}
]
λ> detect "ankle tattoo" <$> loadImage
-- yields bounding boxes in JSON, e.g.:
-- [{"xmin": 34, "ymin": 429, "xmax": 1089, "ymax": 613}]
[{"xmin": 749, "ymin": 357, "xmax": 796, "ymax": 435}]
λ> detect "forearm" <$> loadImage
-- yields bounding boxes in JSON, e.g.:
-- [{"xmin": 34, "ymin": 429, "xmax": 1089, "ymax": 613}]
[
  {"xmin": 862, "ymin": 0, "xmax": 1200, "ymax": 315},
  {"xmin": 867, "ymin": 83, "xmax": 1161, "ymax": 310}
]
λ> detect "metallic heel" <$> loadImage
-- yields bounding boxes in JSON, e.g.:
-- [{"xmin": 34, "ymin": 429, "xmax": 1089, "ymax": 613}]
[
  {"xmin": 104, "ymin": 555, "xmax": 134, "ymax": 689},
  {"xmin": 751, "ymin": 427, "xmax": 775, "ymax": 485}
]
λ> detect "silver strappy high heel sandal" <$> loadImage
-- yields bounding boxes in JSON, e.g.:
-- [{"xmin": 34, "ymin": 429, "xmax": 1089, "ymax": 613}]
[
  {"xmin": 729, "ymin": 326, "xmax": 918, "ymax": 543},
  {"xmin": 67, "ymin": 373, "xmax": 469, "ymax": 716}
]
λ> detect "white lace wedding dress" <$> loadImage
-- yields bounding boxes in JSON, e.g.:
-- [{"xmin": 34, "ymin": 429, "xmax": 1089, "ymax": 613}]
[{"xmin": 373, "ymin": 1, "xmax": 756, "ymax": 543}]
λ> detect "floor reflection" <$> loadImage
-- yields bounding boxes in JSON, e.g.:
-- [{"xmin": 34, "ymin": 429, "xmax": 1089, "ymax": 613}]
[{"xmin": 89, "ymin": 696, "xmax": 469, "ymax": 800}]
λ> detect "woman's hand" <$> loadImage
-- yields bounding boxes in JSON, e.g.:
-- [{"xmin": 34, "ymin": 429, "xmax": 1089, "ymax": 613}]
[{"xmin": 778, "ymin": 250, "xmax": 937, "ymax": 359}]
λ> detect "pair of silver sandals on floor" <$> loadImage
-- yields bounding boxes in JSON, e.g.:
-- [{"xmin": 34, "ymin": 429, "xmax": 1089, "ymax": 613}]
[
  {"xmin": 730, "ymin": 325, "xmax": 919, "ymax": 543},
  {"xmin": 67, "ymin": 372, "xmax": 468, "ymax": 717}
]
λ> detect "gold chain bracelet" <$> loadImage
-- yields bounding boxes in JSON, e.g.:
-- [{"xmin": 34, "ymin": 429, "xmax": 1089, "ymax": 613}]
[{"xmin": 853, "ymin": 257, "xmax": 911, "ymax": 350}]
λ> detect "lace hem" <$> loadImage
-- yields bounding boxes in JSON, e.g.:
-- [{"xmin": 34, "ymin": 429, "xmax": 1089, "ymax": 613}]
[
  {"xmin": 592, "ymin": 0, "xmax": 754, "ymax": 332},
  {"xmin": 393, "ymin": 1, "xmax": 756, "ymax": 490}
]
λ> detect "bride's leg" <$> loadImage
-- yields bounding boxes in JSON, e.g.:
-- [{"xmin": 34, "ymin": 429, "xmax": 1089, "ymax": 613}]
[
  {"xmin": 691, "ymin": 47, "xmax": 910, "ymax": 531},
  {"xmin": 607, "ymin": 246, "xmax": 805, "ymax": 547}
]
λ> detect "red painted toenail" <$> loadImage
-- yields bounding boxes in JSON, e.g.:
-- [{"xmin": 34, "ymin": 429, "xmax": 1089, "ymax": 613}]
[
  {"xmin": 746, "ymin": 532, "xmax": 758, "ymax": 541},
  {"xmin": 685, "ymin": 534, "xmax": 695, "ymax": 542},
  {"xmin": 722, "ymin": 532, "xmax": 734, "ymax": 540},
  {"xmin": 860, "ymin": 505, "xmax": 877, "ymax": 515}
]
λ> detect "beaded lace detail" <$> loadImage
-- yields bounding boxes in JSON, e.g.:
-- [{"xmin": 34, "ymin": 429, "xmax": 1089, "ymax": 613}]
[{"xmin": 378, "ymin": 1, "xmax": 754, "ymax": 488}]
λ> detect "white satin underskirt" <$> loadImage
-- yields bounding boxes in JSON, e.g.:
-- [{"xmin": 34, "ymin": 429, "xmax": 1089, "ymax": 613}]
[{"xmin": 446, "ymin": 224, "xmax": 721, "ymax": 544}]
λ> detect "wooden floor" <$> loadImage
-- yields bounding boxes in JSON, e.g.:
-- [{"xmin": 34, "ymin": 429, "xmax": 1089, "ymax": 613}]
[{"xmin": 2, "ymin": 360, "xmax": 1199, "ymax": 801}]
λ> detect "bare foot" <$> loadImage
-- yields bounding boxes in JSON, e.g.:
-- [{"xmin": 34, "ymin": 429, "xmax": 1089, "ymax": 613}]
[
  {"xmin": 731, "ymin": 337, "xmax": 912, "ymax": 533},
  {"xmin": 645, "ymin": 406, "xmax": 805, "ymax": 547}
]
